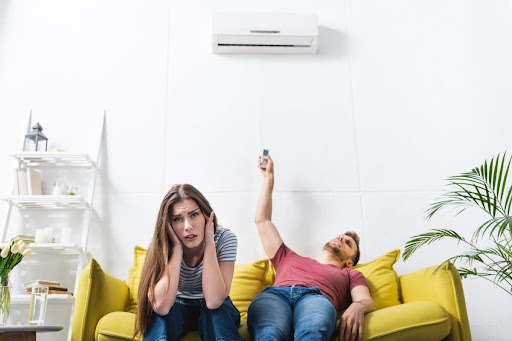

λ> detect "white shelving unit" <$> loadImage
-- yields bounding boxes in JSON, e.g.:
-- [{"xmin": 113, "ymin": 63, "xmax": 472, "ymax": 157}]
[
  {"xmin": 0, "ymin": 113, "xmax": 104, "ymax": 341},
  {"xmin": 11, "ymin": 153, "xmax": 95, "ymax": 167},
  {"xmin": 2, "ymin": 195, "xmax": 89, "ymax": 210},
  {"xmin": 11, "ymin": 294, "xmax": 75, "ymax": 305}
]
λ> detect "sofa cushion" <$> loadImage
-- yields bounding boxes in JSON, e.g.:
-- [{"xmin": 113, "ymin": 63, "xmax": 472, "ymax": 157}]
[
  {"xmin": 127, "ymin": 246, "xmax": 146, "ymax": 313},
  {"xmin": 96, "ymin": 311, "xmax": 141, "ymax": 341},
  {"xmin": 229, "ymin": 259, "xmax": 274, "ymax": 320},
  {"xmin": 94, "ymin": 302, "xmax": 449, "ymax": 341},
  {"xmin": 362, "ymin": 301, "xmax": 451, "ymax": 340},
  {"xmin": 73, "ymin": 259, "xmax": 130, "ymax": 341},
  {"xmin": 95, "ymin": 311, "xmax": 251, "ymax": 341},
  {"xmin": 353, "ymin": 249, "xmax": 401, "ymax": 310}
]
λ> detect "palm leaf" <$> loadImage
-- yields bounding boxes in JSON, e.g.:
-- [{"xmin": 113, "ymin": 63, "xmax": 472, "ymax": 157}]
[
  {"xmin": 497, "ymin": 241, "xmax": 512, "ymax": 258},
  {"xmin": 403, "ymin": 229, "xmax": 464, "ymax": 261},
  {"xmin": 505, "ymin": 184, "xmax": 512, "ymax": 217},
  {"xmin": 457, "ymin": 267, "xmax": 478, "ymax": 279},
  {"xmin": 427, "ymin": 153, "xmax": 512, "ymax": 226},
  {"xmin": 496, "ymin": 153, "xmax": 507, "ymax": 200},
  {"xmin": 472, "ymin": 216, "xmax": 512, "ymax": 241},
  {"xmin": 406, "ymin": 152, "xmax": 512, "ymax": 296}
]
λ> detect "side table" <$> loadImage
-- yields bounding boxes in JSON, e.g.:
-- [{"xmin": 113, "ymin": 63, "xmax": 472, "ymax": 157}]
[{"xmin": 0, "ymin": 325, "xmax": 63, "ymax": 341}]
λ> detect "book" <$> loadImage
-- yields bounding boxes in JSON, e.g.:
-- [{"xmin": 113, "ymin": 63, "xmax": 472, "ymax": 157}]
[
  {"xmin": 48, "ymin": 290, "xmax": 73, "ymax": 296},
  {"xmin": 23, "ymin": 280, "xmax": 61, "ymax": 288},
  {"xmin": 27, "ymin": 286, "xmax": 67, "ymax": 292},
  {"xmin": 12, "ymin": 169, "xmax": 19, "ymax": 195},
  {"xmin": 27, "ymin": 289, "xmax": 72, "ymax": 295},
  {"xmin": 17, "ymin": 169, "xmax": 28, "ymax": 195},
  {"xmin": 27, "ymin": 168, "xmax": 42, "ymax": 195},
  {"xmin": 12, "ymin": 234, "xmax": 35, "ymax": 243},
  {"xmin": 45, "ymin": 286, "xmax": 67, "ymax": 291}
]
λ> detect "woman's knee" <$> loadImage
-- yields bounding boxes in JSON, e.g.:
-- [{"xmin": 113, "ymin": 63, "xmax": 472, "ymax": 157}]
[
  {"xmin": 145, "ymin": 301, "xmax": 184, "ymax": 341},
  {"xmin": 199, "ymin": 298, "xmax": 241, "ymax": 341},
  {"xmin": 201, "ymin": 297, "xmax": 240, "ymax": 325}
]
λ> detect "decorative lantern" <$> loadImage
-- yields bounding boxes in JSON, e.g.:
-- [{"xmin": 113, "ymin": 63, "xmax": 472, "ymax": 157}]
[{"xmin": 24, "ymin": 123, "xmax": 48, "ymax": 152}]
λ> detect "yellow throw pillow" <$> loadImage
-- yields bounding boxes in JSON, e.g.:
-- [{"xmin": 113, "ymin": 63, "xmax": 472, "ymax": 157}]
[
  {"xmin": 354, "ymin": 249, "xmax": 401, "ymax": 310},
  {"xmin": 72, "ymin": 259, "xmax": 130, "ymax": 341},
  {"xmin": 229, "ymin": 259, "xmax": 272, "ymax": 320},
  {"xmin": 127, "ymin": 246, "xmax": 147, "ymax": 313}
]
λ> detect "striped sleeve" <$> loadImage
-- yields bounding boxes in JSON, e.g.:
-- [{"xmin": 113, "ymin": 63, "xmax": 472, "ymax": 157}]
[{"xmin": 215, "ymin": 227, "xmax": 238, "ymax": 262}]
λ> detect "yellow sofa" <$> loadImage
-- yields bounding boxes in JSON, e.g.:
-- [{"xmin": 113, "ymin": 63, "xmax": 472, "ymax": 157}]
[{"xmin": 71, "ymin": 247, "xmax": 472, "ymax": 341}]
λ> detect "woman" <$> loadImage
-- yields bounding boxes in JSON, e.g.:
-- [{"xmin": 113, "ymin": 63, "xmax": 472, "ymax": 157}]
[{"xmin": 135, "ymin": 184, "xmax": 241, "ymax": 341}]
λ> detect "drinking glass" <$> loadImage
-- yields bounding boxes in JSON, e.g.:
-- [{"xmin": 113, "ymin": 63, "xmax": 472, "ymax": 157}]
[{"xmin": 28, "ymin": 286, "xmax": 48, "ymax": 325}]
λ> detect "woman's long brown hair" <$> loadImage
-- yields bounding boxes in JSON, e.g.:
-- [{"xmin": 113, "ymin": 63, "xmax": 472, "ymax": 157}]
[{"xmin": 134, "ymin": 184, "xmax": 218, "ymax": 338}]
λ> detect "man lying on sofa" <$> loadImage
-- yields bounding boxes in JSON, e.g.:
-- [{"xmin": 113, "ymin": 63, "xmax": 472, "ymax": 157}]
[{"xmin": 247, "ymin": 155, "xmax": 375, "ymax": 341}]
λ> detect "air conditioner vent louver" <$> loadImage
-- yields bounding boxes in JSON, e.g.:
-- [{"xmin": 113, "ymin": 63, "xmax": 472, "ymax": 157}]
[
  {"xmin": 213, "ymin": 12, "xmax": 318, "ymax": 55},
  {"xmin": 218, "ymin": 44, "xmax": 309, "ymax": 47},
  {"xmin": 250, "ymin": 30, "xmax": 280, "ymax": 34}
]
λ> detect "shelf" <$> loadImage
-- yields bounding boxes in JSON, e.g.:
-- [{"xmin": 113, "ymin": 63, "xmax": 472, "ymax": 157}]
[
  {"xmin": 10, "ymin": 152, "xmax": 95, "ymax": 167},
  {"xmin": 0, "ymin": 325, "xmax": 63, "ymax": 332},
  {"xmin": 1, "ymin": 195, "xmax": 88, "ymax": 209},
  {"xmin": 25, "ymin": 243, "xmax": 83, "ymax": 255},
  {"xmin": 11, "ymin": 294, "xmax": 74, "ymax": 305}
]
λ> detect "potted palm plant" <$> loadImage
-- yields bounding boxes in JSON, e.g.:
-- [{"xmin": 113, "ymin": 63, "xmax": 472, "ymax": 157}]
[{"xmin": 403, "ymin": 152, "xmax": 512, "ymax": 296}]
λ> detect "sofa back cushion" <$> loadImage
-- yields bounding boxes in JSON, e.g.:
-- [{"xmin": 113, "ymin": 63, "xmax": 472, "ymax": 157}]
[
  {"xmin": 229, "ymin": 259, "xmax": 274, "ymax": 319},
  {"xmin": 127, "ymin": 246, "xmax": 146, "ymax": 313},
  {"xmin": 128, "ymin": 246, "xmax": 401, "ymax": 313},
  {"xmin": 73, "ymin": 259, "xmax": 130, "ymax": 341},
  {"xmin": 128, "ymin": 246, "xmax": 273, "ymax": 318},
  {"xmin": 353, "ymin": 249, "xmax": 401, "ymax": 310}
]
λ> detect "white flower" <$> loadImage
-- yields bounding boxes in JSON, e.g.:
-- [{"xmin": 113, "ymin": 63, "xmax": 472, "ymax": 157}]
[
  {"xmin": 17, "ymin": 240, "xmax": 26, "ymax": 254},
  {"xmin": 21, "ymin": 248, "xmax": 32, "ymax": 258},
  {"xmin": 0, "ymin": 247, "xmax": 8, "ymax": 258},
  {"xmin": 10, "ymin": 243, "xmax": 20, "ymax": 254}
]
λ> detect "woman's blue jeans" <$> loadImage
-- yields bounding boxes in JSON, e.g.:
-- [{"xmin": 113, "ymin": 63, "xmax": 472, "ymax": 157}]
[
  {"xmin": 144, "ymin": 296, "xmax": 241, "ymax": 341},
  {"xmin": 247, "ymin": 286, "xmax": 337, "ymax": 341}
]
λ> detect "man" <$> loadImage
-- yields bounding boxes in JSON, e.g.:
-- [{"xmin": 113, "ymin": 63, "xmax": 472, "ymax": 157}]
[{"xmin": 247, "ymin": 155, "xmax": 375, "ymax": 341}]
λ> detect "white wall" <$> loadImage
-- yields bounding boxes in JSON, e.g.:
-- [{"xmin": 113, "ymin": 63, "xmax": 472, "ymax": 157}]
[{"xmin": 1, "ymin": 0, "xmax": 511, "ymax": 339}]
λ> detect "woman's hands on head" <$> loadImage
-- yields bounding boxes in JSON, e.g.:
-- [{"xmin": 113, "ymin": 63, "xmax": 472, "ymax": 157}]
[{"xmin": 204, "ymin": 211, "xmax": 215, "ymax": 244}]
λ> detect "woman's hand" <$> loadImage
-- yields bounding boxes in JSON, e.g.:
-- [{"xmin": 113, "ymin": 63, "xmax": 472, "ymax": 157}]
[
  {"xmin": 204, "ymin": 211, "xmax": 215, "ymax": 243},
  {"xmin": 152, "ymin": 223, "xmax": 183, "ymax": 315},
  {"xmin": 167, "ymin": 222, "xmax": 183, "ymax": 254}
]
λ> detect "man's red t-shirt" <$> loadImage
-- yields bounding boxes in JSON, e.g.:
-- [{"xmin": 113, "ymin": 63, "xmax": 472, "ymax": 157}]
[{"xmin": 270, "ymin": 243, "xmax": 368, "ymax": 312}]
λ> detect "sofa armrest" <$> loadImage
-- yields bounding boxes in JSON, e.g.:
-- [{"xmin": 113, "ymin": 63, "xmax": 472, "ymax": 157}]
[
  {"xmin": 399, "ymin": 262, "xmax": 472, "ymax": 341},
  {"xmin": 363, "ymin": 301, "xmax": 450, "ymax": 341},
  {"xmin": 72, "ymin": 258, "xmax": 130, "ymax": 341}
]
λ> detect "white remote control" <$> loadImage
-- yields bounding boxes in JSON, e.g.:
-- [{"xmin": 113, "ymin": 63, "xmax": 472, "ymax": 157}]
[{"xmin": 261, "ymin": 149, "xmax": 269, "ymax": 169}]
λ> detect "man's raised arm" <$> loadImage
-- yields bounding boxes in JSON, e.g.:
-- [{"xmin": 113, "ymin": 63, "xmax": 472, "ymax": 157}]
[{"xmin": 255, "ymin": 155, "xmax": 284, "ymax": 259}]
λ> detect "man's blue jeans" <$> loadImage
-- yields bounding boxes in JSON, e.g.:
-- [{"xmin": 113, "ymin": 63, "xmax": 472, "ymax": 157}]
[
  {"xmin": 247, "ymin": 286, "xmax": 337, "ymax": 341},
  {"xmin": 144, "ymin": 296, "xmax": 241, "ymax": 341}
]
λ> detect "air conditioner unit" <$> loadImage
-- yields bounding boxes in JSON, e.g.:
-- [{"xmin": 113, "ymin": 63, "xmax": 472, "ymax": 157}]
[{"xmin": 212, "ymin": 12, "xmax": 318, "ymax": 54}]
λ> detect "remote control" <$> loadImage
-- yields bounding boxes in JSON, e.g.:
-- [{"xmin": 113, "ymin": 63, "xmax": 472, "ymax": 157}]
[{"xmin": 261, "ymin": 149, "xmax": 269, "ymax": 169}]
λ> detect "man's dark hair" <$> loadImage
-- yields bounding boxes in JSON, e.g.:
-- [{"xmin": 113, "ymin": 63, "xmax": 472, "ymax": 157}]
[{"xmin": 344, "ymin": 231, "xmax": 360, "ymax": 266}]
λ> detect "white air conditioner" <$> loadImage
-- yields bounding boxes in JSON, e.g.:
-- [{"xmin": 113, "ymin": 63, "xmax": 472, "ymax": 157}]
[{"xmin": 212, "ymin": 12, "xmax": 318, "ymax": 54}]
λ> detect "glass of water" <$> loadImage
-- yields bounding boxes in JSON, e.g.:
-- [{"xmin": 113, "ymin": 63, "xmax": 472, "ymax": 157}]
[{"xmin": 29, "ymin": 286, "xmax": 48, "ymax": 325}]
